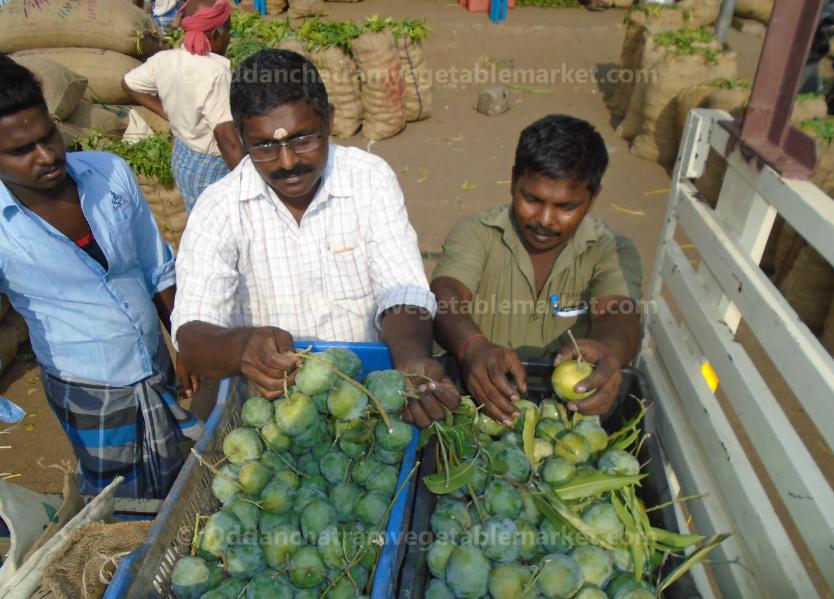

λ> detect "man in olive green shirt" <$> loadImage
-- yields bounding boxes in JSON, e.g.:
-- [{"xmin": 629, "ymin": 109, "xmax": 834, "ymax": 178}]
[{"xmin": 432, "ymin": 115, "xmax": 642, "ymax": 424}]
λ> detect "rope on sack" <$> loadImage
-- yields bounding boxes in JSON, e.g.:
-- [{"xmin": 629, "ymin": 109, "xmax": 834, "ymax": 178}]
[{"xmin": 402, "ymin": 37, "xmax": 425, "ymax": 120}]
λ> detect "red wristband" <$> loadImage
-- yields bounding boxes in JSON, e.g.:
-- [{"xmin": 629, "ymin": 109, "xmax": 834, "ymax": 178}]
[{"xmin": 456, "ymin": 332, "xmax": 487, "ymax": 364}]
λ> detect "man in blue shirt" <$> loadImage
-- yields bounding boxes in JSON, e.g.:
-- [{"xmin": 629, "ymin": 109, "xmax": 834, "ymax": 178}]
[{"xmin": 0, "ymin": 56, "xmax": 201, "ymax": 499}]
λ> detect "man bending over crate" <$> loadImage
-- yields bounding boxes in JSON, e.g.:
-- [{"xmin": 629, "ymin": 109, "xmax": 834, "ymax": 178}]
[
  {"xmin": 0, "ymin": 57, "xmax": 202, "ymax": 498},
  {"xmin": 172, "ymin": 49, "xmax": 460, "ymax": 427},
  {"xmin": 432, "ymin": 115, "xmax": 642, "ymax": 424}
]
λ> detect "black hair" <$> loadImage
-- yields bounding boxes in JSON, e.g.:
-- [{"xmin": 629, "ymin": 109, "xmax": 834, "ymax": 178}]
[
  {"xmin": 0, "ymin": 53, "xmax": 48, "ymax": 119},
  {"xmin": 230, "ymin": 49, "xmax": 329, "ymax": 131},
  {"xmin": 513, "ymin": 114, "xmax": 609, "ymax": 195}
]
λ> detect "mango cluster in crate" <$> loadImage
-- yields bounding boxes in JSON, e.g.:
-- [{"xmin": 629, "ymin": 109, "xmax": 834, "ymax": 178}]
[
  {"xmin": 420, "ymin": 394, "xmax": 726, "ymax": 599},
  {"xmin": 170, "ymin": 348, "xmax": 415, "ymax": 599}
]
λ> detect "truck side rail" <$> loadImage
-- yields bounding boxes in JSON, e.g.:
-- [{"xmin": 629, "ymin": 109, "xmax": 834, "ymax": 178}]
[{"xmin": 638, "ymin": 108, "xmax": 834, "ymax": 598}]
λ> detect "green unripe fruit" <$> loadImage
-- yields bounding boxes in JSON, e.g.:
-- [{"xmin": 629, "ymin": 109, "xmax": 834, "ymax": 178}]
[
  {"xmin": 241, "ymin": 396, "xmax": 273, "ymax": 428},
  {"xmin": 171, "ymin": 556, "xmax": 210, "ymax": 599},
  {"xmin": 259, "ymin": 480, "xmax": 295, "ymax": 514},
  {"xmin": 274, "ymin": 391, "xmax": 318, "ymax": 437},
  {"xmin": 211, "ymin": 463, "xmax": 240, "ymax": 504},
  {"xmin": 260, "ymin": 421, "xmax": 291, "ymax": 453},
  {"xmin": 574, "ymin": 420, "xmax": 608, "ymax": 453},
  {"xmin": 537, "ymin": 553, "xmax": 584, "ymax": 599},
  {"xmin": 426, "ymin": 539, "xmax": 456, "ymax": 578},
  {"xmin": 364, "ymin": 370, "xmax": 407, "ymax": 413},
  {"xmin": 225, "ymin": 543, "xmax": 265, "ymax": 579},
  {"xmin": 289, "ymin": 546, "xmax": 325, "ymax": 589},
  {"xmin": 222, "ymin": 427, "xmax": 263, "ymax": 465},
  {"xmin": 541, "ymin": 456, "xmax": 577, "ymax": 486},
  {"xmin": 551, "ymin": 359, "xmax": 595, "ymax": 402},
  {"xmin": 239, "ymin": 460, "xmax": 271, "ymax": 496},
  {"xmin": 326, "ymin": 347, "xmax": 362, "ymax": 378},
  {"xmin": 554, "ymin": 431, "xmax": 592, "ymax": 464},
  {"xmin": 261, "ymin": 523, "xmax": 301, "ymax": 569},
  {"xmin": 295, "ymin": 352, "xmax": 337, "ymax": 395},
  {"xmin": 327, "ymin": 379, "xmax": 369, "ymax": 421}
]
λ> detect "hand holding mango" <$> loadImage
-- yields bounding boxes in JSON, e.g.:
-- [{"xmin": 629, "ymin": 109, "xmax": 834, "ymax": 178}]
[{"xmin": 551, "ymin": 330, "xmax": 597, "ymax": 402}]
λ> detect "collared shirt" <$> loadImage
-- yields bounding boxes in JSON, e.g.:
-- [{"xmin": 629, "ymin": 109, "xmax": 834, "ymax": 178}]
[
  {"xmin": 432, "ymin": 204, "xmax": 642, "ymax": 359},
  {"xmin": 171, "ymin": 145, "xmax": 437, "ymax": 344},
  {"xmin": 0, "ymin": 152, "xmax": 176, "ymax": 386},
  {"xmin": 123, "ymin": 48, "xmax": 233, "ymax": 157}
]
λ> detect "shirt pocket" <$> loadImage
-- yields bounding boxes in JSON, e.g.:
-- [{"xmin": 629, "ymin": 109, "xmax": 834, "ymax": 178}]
[{"xmin": 321, "ymin": 244, "xmax": 374, "ymax": 301}]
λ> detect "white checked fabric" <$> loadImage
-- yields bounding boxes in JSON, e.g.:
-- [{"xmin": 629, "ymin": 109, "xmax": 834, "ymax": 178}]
[{"xmin": 171, "ymin": 145, "xmax": 437, "ymax": 344}]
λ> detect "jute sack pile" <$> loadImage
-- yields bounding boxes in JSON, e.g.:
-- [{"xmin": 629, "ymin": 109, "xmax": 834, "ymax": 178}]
[
  {"xmin": 139, "ymin": 176, "xmax": 188, "ymax": 252},
  {"xmin": 395, "ymin": 36, "xmax": 432, "ymax": 122},
  {"xmin": 312, "ymin": 47, "xmax": 363, "ymax": 138},
  {"xmin": 779, "ymin": 244, "xmax": 834, "ymax": 335},
  {"xmin": 607, "ymin": 7, "xmax": 685, "ymax": 118},
  {"xmin": 41, "ymin": 520, "xmax": 153, "ymax": 599},
  {"xmin": 677, "ymin": 87, "xmax": 825, "ymax": 206},
  {"xmin": 288, "ymin": 0, "xmax": 325, "ymax": 19},
  {"xmin": 66, "ymin": 102, "xmax": 130, "ymax": 137},
  {"xmin": 0, "ymin": 0, "xmax": 162, "ymax": 58},
  {"xmin": 631, "ymin": 37, "xmax": 737, "ymax": 165},
  {"xmin": 675, "ymin": 82, "xmax": 750, "ymax": 140},
  {"xmin": 11, "ymin": 48, "xmax": 140, "ymax": 105},
  {"xmin": 352, "ymin": 29, "xmax": 406, "ymax": 141},
  {"xmin": 56, "ymin": 122, "xmax": 90, "ymax": 149},
  {"xmin": 0, "ymin": 309, "xmax": 28, "ymax": 376},
  {"xmin": 822, "ymin": 300, "xmax": 834, "ymax": 356},
  {"xmin": 10, "ymin": 56, "xmax": 87, "ymax": 120},
  {"xmin": 679, "ymin": 0, "xmax": 723, "ymax": 26},
  {"xmin": 266, "ymin": 0, "xmax": 289, "ymax": 15},
  {"xmin": 735, "ymin": 0, "xmax": 773, "ymax": 24},
  {"xmin": 278, "ymin": 38, "xmax": 312, "ymax": 59},
  {"xmin": 791, "ymin": 95, "xmax": 828, "ymax": 126},
  {"xmin": 675, "ymin": 82, "xmax": 750, "ymax": 206}
]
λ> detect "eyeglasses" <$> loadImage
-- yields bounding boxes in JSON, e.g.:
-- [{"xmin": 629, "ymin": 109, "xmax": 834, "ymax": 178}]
[{"xmin": 248, "ymin": 132, "xmax": 324, "ymax": 162}]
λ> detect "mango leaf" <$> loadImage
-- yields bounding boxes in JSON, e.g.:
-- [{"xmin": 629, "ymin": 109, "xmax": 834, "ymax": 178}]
[
  {"xmin": 612, "ymin": 427, "xmax": 641, "ymax": 451},
  {"xmin": 417, "ymin": 426, "xmax": 436, "ymax": 450},
  {"xmin": 423, "ymin": 460, "xmax": 477, "ymax": 495},
  {"xmin": 551, "ymin": 471, "xmax": 646, "ymax": 501},
  {"xmin": 531, "ymin": 490, "xmax": 615, "ymax": 550},
  {"xmin": 556, "ymin": 402, "xmax": 571, "ymax": 429},
  {"xmin": 651, "ymin": 527, "xmax": 705, "ymax": 550},
  {"xmin": 610, "ymin": 492, "xmax": 645, "ymax": 579},
  {"xmin": 522, "ymin": 406, "xmax": 538, "ymax": 469},
  {"xmin": 658, "ymin": 533, "xmax": 731, "ymax": 592}
]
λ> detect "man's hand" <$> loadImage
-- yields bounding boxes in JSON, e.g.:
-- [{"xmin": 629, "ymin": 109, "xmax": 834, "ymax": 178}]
[
  {"xmin": 398, "ymin": 357, "xmax": 460, "ymax": 429},
  {"xmin": 240, "ymin": 327, "xmax": 300, "ymax": 400},
  {"xmin": 461, "ymin": 337, "xmax": 527, "ymax": 427},
  {"xmin": 554, "ymin": 339, "xmax": 622, "ymax": 416},
  {"xmin": 175, "ymin": 354, "xmax": 201, "ymax": 399}
]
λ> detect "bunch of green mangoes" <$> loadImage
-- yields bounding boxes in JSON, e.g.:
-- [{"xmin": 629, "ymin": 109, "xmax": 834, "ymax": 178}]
[
  {"xmin": 170, "ymin": 348, "xmax": 415, "ymax": 599},
  {"xmin": 422, "ymin": 397, "xmax": 679, "ymax": 599}
]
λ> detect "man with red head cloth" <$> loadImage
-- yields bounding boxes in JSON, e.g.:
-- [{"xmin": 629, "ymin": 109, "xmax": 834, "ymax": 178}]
[{"xmin": 122, "ymin": 0, "xmax": 245, "ymax": 212}]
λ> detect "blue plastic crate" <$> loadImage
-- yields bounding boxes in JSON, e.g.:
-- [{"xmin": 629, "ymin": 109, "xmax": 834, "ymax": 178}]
[{"xmin": 106, "ymin": 342, "xmax": 419, "ymax": 598}]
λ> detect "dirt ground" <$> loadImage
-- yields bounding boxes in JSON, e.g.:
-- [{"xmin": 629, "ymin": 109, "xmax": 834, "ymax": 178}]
[{"xmin": 0, "ymin": 0, "xmax": 766, "ymax": 493}]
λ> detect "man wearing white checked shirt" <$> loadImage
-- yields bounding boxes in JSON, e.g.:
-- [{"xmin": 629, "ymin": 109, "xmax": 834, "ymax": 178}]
[{"xmin": 172, "ymin": 49, "xmax": 460, "ymax": 426}]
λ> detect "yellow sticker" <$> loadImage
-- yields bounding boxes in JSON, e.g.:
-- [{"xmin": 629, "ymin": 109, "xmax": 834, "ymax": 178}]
[{"xmin": 700, "ymin": 361, "xmax": 719, "ymax": 393}]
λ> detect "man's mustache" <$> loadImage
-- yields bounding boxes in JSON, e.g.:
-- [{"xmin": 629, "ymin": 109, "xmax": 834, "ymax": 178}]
[
  {"xmin": 526, "ymin": 223, "xmax": 559, "ymax": 237},
  {"xmin": 37, "ymin": 158, "xmax": 66, "ymax": 178},
  {"xmin": 270, "ymin": 164, "xmax": 314, "ymax": 180}
]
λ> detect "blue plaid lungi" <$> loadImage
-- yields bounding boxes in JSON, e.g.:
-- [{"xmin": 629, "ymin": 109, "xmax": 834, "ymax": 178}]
[
  {"xmin": 171, "ymin": 137, "xmax": 229, "ymax": 213},
  {"xmin": 152, "ymin": 4, "xmax": 178, "ymax": 34},
  {"xmin": 40, "ymin": 337, "xmax": 204, "ymax": 499}
]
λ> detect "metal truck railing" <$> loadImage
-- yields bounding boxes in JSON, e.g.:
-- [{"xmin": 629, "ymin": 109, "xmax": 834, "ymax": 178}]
[{"xmin": 638, "ymin": 107, "xmax": 834, "ymax": 598}]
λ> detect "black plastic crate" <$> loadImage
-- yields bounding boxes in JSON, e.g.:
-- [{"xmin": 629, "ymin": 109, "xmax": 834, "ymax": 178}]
[{"xmin": 398, "ymin": 362, "xmax": 701, "ymax": 599}]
